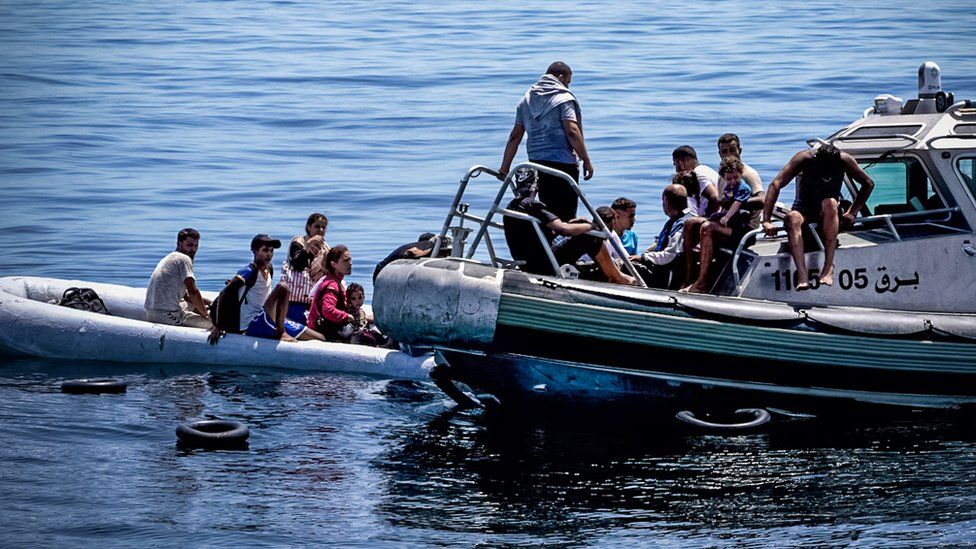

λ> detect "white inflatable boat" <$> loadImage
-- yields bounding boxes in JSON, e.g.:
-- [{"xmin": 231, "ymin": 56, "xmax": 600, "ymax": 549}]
[{"xmin": 0, "ymin": 276, "xmax": 435, "ymax": 381}]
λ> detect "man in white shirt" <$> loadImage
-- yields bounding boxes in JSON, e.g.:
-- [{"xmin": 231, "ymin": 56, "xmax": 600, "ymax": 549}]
[
  {"xmin": 145, "ymin": 228, "xmax": 213, "ymax": 329},
  {"xmin": 717, "ymin": 133, "xmax": 765, "ymax": 226}
]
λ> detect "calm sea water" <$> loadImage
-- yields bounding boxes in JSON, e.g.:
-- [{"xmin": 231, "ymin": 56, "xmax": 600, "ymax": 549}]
[{"xmin": 2, "ymin": 0, "xmax": 975, "ymax": 546}]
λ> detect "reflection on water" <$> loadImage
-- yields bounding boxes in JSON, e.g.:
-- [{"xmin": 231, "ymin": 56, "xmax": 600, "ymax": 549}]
[
  {"xmin": 1, "ymin": 358, "xmax": 976, "ymax": 545},
  {"xmin": 375, "ymin": 408, "xmax": 976, "ymax": 545}
]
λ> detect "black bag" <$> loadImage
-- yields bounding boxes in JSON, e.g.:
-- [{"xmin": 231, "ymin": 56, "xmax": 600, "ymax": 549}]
[
  {"xmin": 209, "ymin": 263, "xmax": 270, "ymax": 333},
  {"xmin": 59, "ymin": 287, "xmax": 110, "ymax": 315}
]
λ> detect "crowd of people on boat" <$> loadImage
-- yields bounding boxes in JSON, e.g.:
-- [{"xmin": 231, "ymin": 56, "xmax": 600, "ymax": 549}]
[
  {"xmin": 143, "ymin": 60, "xmax": 877, "ymax": 346},
  {"xmin": 499, "ymin": 61, "xmax": 875, "ymax": 292},
  {"xmin": 144, "ymin": 216, "xmax": 398, "ymax": 347}
]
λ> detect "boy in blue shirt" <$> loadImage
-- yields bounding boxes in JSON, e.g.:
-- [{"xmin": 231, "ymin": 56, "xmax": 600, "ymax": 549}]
[{"xmin": 611, "ymin": 197, "xmax": 639, "ymax": 256}]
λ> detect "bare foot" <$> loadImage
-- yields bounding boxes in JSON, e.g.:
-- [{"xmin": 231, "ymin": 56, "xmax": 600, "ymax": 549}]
[
  {"xmin": 280, "ymin": 332, "xmax": 297, "ymax": 342},
  {"xmin": 681, "ymin": 283, "xmax": 708, "ymax": 294},
  {"xmin": 613, "ymin": 274, "xmax": 637, "ymax": 286},
  {"xmin": 796, "ymin": 282, "xmax": 810, "ymax": 291},
  {"xmin": 820, "ymin": 269, "xmax": 834, "ymax": 286}
]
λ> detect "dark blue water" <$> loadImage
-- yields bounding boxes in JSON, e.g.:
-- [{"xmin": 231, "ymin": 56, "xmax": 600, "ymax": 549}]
[{"xmin": 2, "ymin": 0, "xmax": 976, "ymax": 545}]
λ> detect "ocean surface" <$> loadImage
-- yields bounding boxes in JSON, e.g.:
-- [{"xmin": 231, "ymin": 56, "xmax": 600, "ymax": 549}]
[{"xmin": 1, "ymin": 0, "xmax": 975, "ymax": 546}]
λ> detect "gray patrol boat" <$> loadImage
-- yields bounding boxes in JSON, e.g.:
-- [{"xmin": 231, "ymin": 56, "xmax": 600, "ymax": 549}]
[{"xmin": 374, "ymin": 62, "xmax": 976, "ymax": 414}]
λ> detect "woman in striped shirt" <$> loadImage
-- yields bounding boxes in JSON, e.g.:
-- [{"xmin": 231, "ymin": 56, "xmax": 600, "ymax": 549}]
[{"xmin": 281, "ymin": 212, "xmax": 329, "ymax": 324}]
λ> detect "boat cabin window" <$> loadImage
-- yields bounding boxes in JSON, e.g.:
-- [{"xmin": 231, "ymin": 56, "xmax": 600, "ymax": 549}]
[
  {"xmin": 959, "ymin": 157, "xmax": 976, "ymax": 197},
  {"xmin": 954, "ymin": 124, "xmax": 976, "ymax": 135},
  {"xmin": 858, "ymin": 156, "xmax": 943, "ymax": 215}
]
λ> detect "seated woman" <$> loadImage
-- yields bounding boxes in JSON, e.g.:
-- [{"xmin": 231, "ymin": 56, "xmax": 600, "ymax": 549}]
[
  {"xmin": 281, "ymin": 213, "xmax": 329, "ymax": 324},
  {"xmin": 340, "ymin": 283, "xmax": 391, "ymax": 347},
  {"xmin": 307, "ymin": 245, "xmax": 354, "ymax": 341},
  {"xmin": 680, "ymin": 156, "xmax": 753, "ymax": 294}
]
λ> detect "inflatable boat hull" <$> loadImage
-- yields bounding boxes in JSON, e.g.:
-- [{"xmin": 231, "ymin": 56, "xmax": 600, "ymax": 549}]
[{"xmin": 0, "ymin": 277, "xmax": 434, "ymax": 380}]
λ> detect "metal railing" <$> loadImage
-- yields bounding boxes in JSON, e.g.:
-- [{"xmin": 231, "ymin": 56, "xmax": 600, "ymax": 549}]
[{"xmin": 433, "ymin": 162, "xmax": 647, "ymax": 287}]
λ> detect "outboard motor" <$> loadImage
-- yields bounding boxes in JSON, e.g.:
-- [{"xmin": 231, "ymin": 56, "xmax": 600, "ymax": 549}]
[{"xmin": 914, "ymin": 61, "xmax": 954, "ymax": 114}]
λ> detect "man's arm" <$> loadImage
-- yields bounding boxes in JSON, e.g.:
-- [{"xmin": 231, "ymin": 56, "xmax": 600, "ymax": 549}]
[
  {"xmin": 702, "ymin": 183, "xmax": 721, "ymax": 216},
  {"xmin": 182, "ymin": 277, "xmax": 211, "ymax": 321},
  {"xmin": 549, "ymin": 218, "xmax": 597, "ymax": 237},
  {"xmin": 637, "ymin": 225, "xmax": 684, "ymax": 266},
  {"xmin": 762, "ymin": 150, "xmax": 808, "ymax": 235},
  {"xmin": 841, "ymin": 152, "xmax": 875, "ymax": 225},
  {"xmin": 499, "ymin": 123, "xmax": 525, "ymax": 180},
  {"xmin": 562, "ymin": 119, "xmax": 593, "ymax": 180}
]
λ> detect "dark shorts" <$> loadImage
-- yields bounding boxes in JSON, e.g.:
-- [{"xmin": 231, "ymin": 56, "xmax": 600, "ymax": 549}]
[
  {"xmin": 286, "ymin": 302, "xmax": 309, "ymax": 325},
  {"xmin": 245, "ymin": 310, "xmax": 306, "ymax": 339},
  {"xmin": 553, "ymin": 233, "xmax": 604, "ymax": 268},
  {"xmin": 792, "ymin": 196, "xmax": 841, "ymax": 226},
  {"xmin": 531, "ymin": 159, "xmax": 579, "ymax": 222}
]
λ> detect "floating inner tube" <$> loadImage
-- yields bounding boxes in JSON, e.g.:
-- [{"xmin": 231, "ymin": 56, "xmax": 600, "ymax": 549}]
[
  {"xmin": 60, "ymin": 379, "xmax": 127, "ymax": 394},
  {"xmin": 176, "ymin": 420, "xmax": 250, "ymax": 449},
  {"xmin": 675, "ymin": 408, "xmax": 771, "ymax": 429}
]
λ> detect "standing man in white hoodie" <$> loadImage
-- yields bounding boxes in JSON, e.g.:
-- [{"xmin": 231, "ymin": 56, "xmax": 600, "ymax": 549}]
[{"xmin": 499, "ymin": 61, "xmax": 593, "ymax": 222}]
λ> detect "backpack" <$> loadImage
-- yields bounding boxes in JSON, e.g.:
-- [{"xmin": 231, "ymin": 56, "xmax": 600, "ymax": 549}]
[
  {"xmin": 209, "ymin": 263, "xmax": 272, "ymax": 333},
  {"xmin": 59, "ymin": 287, "xmax": 110, "ymax": 315}
]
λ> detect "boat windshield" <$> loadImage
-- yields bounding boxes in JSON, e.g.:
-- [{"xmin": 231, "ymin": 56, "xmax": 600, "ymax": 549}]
[
  {"xmin": 854, "ymin": 156, "xmax": 944, "ymax": 215},
  {"xmin": 831, "ymin": 154, "xmax": 973, "ymax": 241}
]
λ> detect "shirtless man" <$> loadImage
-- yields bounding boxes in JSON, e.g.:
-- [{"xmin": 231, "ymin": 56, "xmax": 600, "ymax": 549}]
[{"xmin": 761, "ymin": 144, "xmax": 874, "ymax": 289}]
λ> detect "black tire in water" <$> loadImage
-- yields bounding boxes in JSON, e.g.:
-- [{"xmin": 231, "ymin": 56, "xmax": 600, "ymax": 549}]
[
  {"xmin": 61, "ymin": 379, "xmax": 127, "ymax": 394},
  {"xmin": 176, "ymin": 420, "xmax": 249, "ymax": 449}
]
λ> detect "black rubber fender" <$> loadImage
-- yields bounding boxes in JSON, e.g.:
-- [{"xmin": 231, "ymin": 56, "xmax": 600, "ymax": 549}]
[
  {"xmin": 676, "ymin": 408, "xmax": 771, "ymax": 430},
  {"xmin": 176, "ymin": 420, "xmax": 249, "ymax": 449},
  {"xmin": 430, "ymin": 363, "xmax": 484, "ymax": 409},
  {"xmin": 61, "ymin": 379, "xmax": 127, "ymax": 394}
]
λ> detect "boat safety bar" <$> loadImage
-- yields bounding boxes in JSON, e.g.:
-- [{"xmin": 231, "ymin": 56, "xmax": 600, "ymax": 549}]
[
  {"xmin": 926, "ymin": 134, "xmax": 976, "ymax": 149},
  {"xmin": 437, "ymin": 162, "xmax": 647, "ymax": 287},
  {"xmin": 808, "ymin": 133, "xmax": 920, "ymax": 149},
  {"xmin": 731, "ymin": 206, "xmax": 963, "ymax": 292}
]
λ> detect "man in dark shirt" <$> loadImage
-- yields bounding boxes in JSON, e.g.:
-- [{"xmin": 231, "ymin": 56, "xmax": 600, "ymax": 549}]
[
  {"xmin": 503, "ymin": 168, "xmax": 634, "ymax": 285},
  {"xmin": 372, "ymin": 233, "xmax": 452, "ymax": 282},
  {"xmin": 762, "ymin": 144, "xmax": 874, "ymax": 289}
]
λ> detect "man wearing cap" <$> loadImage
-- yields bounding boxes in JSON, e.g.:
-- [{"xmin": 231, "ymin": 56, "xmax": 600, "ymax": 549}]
[
  {"xmin": 502, "ymin": 167, "xmax": 635, "ymax": 285},
  {"xmin": 499, "ymin": 61, "xmax": 593, "ymax": 222},
  {"xmin": 145, "ymin": 227, "xmax": 214, "ymax": 329},
  {"xmin": 209, "ymin": 234, "xmax": 326, "ymax": 344}
]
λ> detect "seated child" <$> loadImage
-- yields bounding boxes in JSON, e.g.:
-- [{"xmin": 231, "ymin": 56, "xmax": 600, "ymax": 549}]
[{"xmin": 340, "ymin": 283, "xmax": 390, "ymax": 347}]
